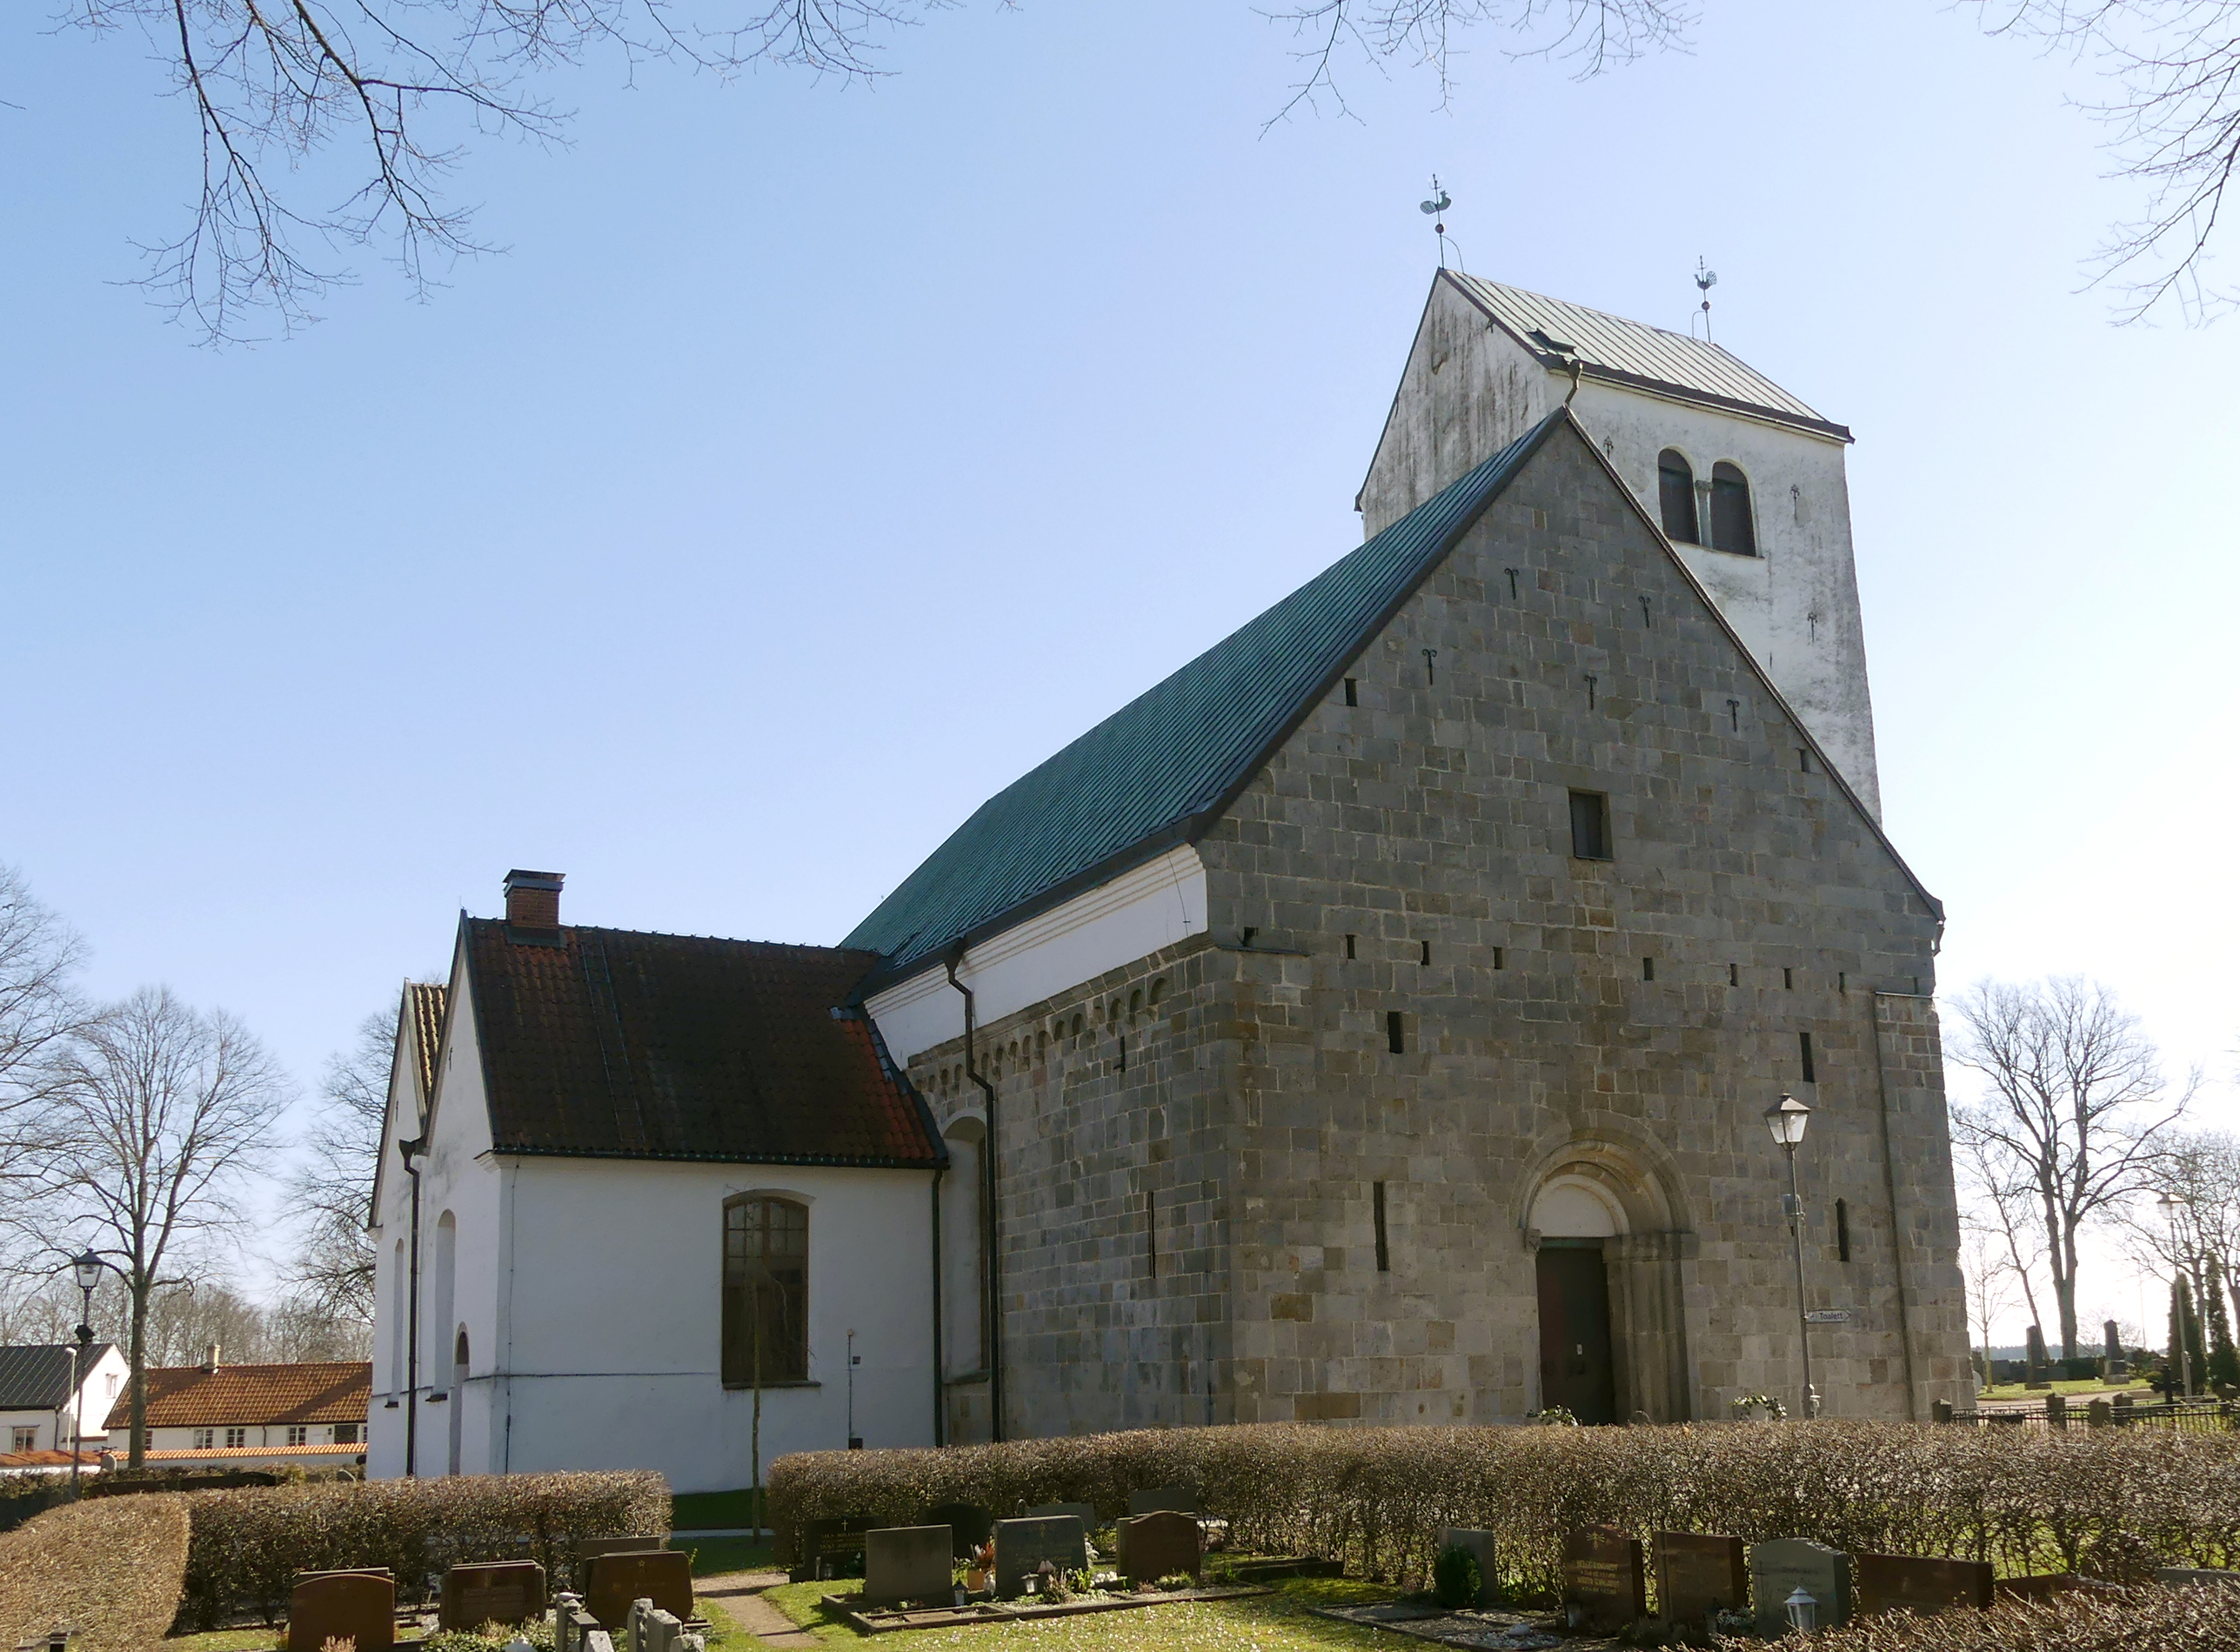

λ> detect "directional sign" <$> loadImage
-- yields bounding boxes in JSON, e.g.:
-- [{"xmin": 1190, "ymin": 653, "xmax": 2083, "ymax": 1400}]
[{"xmin": 1804, "ymin": 1310, "xmax": 1851, "ymax": 1324}]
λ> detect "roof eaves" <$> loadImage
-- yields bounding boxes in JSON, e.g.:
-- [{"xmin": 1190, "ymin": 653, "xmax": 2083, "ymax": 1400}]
[{"xmin": 489, "ymin": 1143, "xmax": 944, "ymax": 1170}]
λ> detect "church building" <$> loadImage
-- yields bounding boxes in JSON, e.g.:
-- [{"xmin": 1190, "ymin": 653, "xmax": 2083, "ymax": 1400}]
[{"xmin": 365, "ymin": 274, "xmax": 1970, "ymax": 1488}]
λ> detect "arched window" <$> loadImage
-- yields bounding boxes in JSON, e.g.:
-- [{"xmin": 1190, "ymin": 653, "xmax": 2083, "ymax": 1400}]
[
  {"xmin": 1657, "ymin": 450, "xmax": 1699, "ymax": 544},
  {"xmin": 1710, "ymin": 462, "xmax": 1757, "ymax": 556},
  {"xmin": 722, "ymin": 1196, "xmax": 808, "ymax": 1385}
]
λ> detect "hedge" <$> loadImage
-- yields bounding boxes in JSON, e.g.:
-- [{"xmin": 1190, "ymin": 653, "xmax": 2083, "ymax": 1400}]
[
  {"xmin": 0, "ymin": 1494, "xmax": 191, "ymax": 1652},
  {"xmin": 177, "ymin": 1470, "xmax": 669, "ymax": 1630},
  {"xmin": 1735, "ymin": 1584, "xmax": 2240, "ymax": 1652},
  {"xmin": 765, "ymin": 1421, "xmax": 2240, "ymax": 1601}
]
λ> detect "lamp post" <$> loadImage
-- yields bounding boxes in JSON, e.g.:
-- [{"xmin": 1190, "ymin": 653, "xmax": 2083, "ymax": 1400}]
[
  {"xmin": 68, "ymin": 1249, "xmax": 110, "ymax": 1495},
  {"xmin": 1764, "ymin": 1093, "xmax": 1816, "ymax": 1419}
]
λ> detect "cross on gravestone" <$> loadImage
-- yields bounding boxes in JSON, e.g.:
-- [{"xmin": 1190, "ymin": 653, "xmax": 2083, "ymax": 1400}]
[
  {"xmin": 1750, "ymin": 1540, "xmax": 1851, "ymax": 1637},
  {"xmin": 789, "ymin": 1520, "xmax": 876, "ymax": 1583},
  {"xmin": 1654, "ymin": 1533, "xmax": 1747, "ymax": 1629},
  {"xmin": 2024, "ymin": 1326, "xmax": 2051, "ymax": 1389},
  {"xmin": 571, "ymin": 1538, "xmax": 666, "ymax": 1588},
  {"xmin": 1118, "ymin": 1511, "xmax": 1203, "ymax": 1584},
  {"xmin": 992, "ymin": 1515, "xmax": 1088, "ymax": 1599},
  {"xmin": 1852, "ymin": 1552, "xmax": 1995, "ymax": 1617},
  {"xmin": 1126, "ymin": 1486, "xmax": 1195, "ymax": 1517},
  {"xmin": 1436, "ymin": 1529, "xmax": 1498, "ymax": 1609},
  {"xmin": 285, "ymin": 1571, "xmax": 396, "ymax": 1652},
  {"xmin": 926, "ymin": 1504, "xmax": 992, "ymax": 1558},
  {"xmin": 862, "ymin": 1527, "xmax": 956, "ymax": 1608},
  {"xmin": 583, "ymin": 1551, "xmax": 692, "ymax": 1630},
  {"xmin": 440, "ymin": 1562, "xmax": 548, "ymax": 1629},
  {"xmin": 1561, "ymin": 1527, "xmax": 1646, "ymax": 1632}
]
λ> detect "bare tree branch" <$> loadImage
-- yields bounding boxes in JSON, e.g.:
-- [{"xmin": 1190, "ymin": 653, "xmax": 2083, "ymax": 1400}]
[
  {"xmin": 284, "ymin": 1001, "xmax": 402, "ymax": 1328},
  {"xmin": 0, "ymin": 865, "xmax": 89, "ymax": 1189}
]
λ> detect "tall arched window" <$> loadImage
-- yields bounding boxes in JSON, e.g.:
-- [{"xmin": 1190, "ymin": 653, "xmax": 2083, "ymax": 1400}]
[
  {"xmin": 723, "ymin": 1196, "xmax": 809, "ymax": 1385},
  {"xmin": 1710, "ymin": 461, "xmax": 1758, "ymax": 555},
  {"xmin": 1656, "ymin": 450, "xmax": 1699, "ymax": 543}
]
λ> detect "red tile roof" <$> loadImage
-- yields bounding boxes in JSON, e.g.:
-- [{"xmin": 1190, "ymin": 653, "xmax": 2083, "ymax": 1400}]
[
  {"xmin": 101, "ymin": 1362, "xmax": 371, "ymax": 1430},
  {"xmin": 461, "ymin": 920, "xmax": 942, "ymax": 1167},
  {"xmin": 408, "ymin": 981, "xmax": 448, "ymax": 1100}
]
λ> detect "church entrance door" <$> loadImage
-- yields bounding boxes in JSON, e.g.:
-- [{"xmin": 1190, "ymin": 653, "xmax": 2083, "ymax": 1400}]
[{"xmin": 1535, "ymin": 1244, "xmax": 1616, "ymax": 1424}]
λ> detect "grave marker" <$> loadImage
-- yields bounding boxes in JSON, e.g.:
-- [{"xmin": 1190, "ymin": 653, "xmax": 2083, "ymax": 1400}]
[
  {"xmin": 926, "ymin": 1504, "xmax": 992, "ymax": 1558},
  {"xmin": 1023, "ymin": 1502, "xmax": 1097, "ymax": 1528},
  {"xmin": 572, "ymin": 1538, "xmax": 665, "ymax": 1588},
  {"xmin": 286, "ymin": 1570, "xmax": 395, "ymax": 1652},
  {"xmin": 2024, "ymin": 1326, "xmax": 2051, "ymax": 1389},
  {"xmin": 441, "ymin": 1562, "xmax": 547, "ymax": 1630},
  {"xmin": 1654, "ymin": 1532, "xmax": 1746, "ymax": 1629},
  {"xmin": 1853, "ymin": 1552, "xmax": 1994, "ymax": 1617},
  {"xmin": 2103, "ymin": 1320, "xmax": 2130, "ymax": 1380},
  {"xmin": 584, "ymin": 1550, "xmax": 692, "ymax": 1629},
  {"xmin": 626, "ymin": 1602, "xmax": 682, "ymax": 1652},
  {"xmin": 1118, "ymin": 1511, "xmax": 1202, "ymax": 1584},
  {"xmin": 863, "ymin": 1527, "xmax": 955, "ymax": 1609},
  {"xmin": 1436, "ymin": 1529, "xmax": 1498, "ymax": 1609},
  {"xmin": 1750, "ymin": 1540, "xmax": 1851, "ymax": 1636},
  {"xmin": 1126, "ymin": 1486, "xmax": 1195, "ymax": 1516},
  {"xmin": 1561, "ymin": 1527, "xmax": 1645, "ymax": 1632},
  {"xmin": 992, "ymin": 1515, "xmax": 1087, "ymax": 1599}
]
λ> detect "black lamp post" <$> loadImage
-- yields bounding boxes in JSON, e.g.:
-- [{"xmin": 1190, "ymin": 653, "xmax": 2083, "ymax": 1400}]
[
  {"xmin": 69, "ymin": 1249, "xmax": 110, "ymax": 1494},
  {"xmin": 1764, "ymin": 1093, "xmax": 1817, "ymax": 1419}
]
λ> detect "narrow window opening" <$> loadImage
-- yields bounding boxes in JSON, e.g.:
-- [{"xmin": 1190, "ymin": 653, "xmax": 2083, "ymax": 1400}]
[
  {"xmin": 1585, "ymin": 672, "xmax": 1598, "ymax": 710},
  {"xmin": 1420, "ymin": 940, "xmax": 1431, "ymax": 966},
  {"xmin": 1657, "ymin": 450, "xmax": 1700, "ymax": 544},
  {"xmin": 1343, "ymin": 678, "xmax": 1358, "ymax": 707},
  {"xmin": 1783, "ymin": 967, "xmax": 1794, "ymax": 990},
  {"xmin": 1568, "ymin": 790, "xmax": 1612, "ymax": 860},
  {"xmin": 1839, "ymin": 971, "xmax": 1848, "ymax": 994},
  {"xmin": 1240, "ymin": 926, "xmax": 1257, "ymax": 949},
  {"xmin": 1799, "ymin": 748, "xmax": 1811, "ymax": 772},
  {"xmin": 1372, "ymin": 1181, "xmax": 1391, "ymax": 1273},
  {"xmin": 1641, "ymin": 957, "xmax": 1655, "ymax": 981},
  {"xmin": 1710, "ymin": 461, "xmax": 1758, "ymax": 555},
  {"xmin": 1728, "ymin": 963, "xmax": 1740, "ymax": 987},
  {"xmin": 1835, "ymin": 1198, "xmax": 1852, "ymax": 1263},
  {"xmin": 1386, "ymin": 1011, "xmax": 1406, "ymax": 1054},
  {"xmin": 1912, "ymin": 975, "xmax": 1922, "ymax": 995},
  {"xmin": 1493, "ymin": 946, "xmax": 1505, "ymax": 970},
  {"xmin": 1147, "ymin": 1190, "xmax": 1157, "ymax": 1281},
  {"xmin": 1118, "ymin": 1033, "xmax": 1127, "ymax": 1073},
  {"xmin": 1800, "ymin": 1031, "xmax": 1816, "ymax": 1084},
  {"xmin": 1344, "ymin": 933, "xmax": 1356, "ymax": 960}
]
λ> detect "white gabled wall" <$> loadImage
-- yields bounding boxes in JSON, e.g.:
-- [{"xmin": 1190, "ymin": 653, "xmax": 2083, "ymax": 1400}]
[{"xmin": 866, "ymin": 844, "xmax": 1207, "ymax": 1063}]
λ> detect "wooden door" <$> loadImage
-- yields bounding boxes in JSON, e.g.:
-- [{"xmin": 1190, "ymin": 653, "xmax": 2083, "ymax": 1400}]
[{"xmin": 1536, "ymin": 1245, "xmax": 1616, "ymax": 1424}]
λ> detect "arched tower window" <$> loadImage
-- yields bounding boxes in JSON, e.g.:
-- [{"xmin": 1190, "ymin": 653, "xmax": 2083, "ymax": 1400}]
[
  {"xmin": 1656, "ymin": 450, "xmax": 1699, "ymax": 544},
  {"xmin": 1710, "ymin": 462, "xmax": 1758, "ymax": 556},
  {"xmin": 723, "ymin": 1195, "xmax": 809, "ymax": 1385}
]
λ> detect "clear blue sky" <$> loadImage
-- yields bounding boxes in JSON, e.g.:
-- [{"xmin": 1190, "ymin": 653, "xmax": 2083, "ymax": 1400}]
[{"xmin": 4, "ymin": 1, "xmax": 2233, "ymax": 1335}]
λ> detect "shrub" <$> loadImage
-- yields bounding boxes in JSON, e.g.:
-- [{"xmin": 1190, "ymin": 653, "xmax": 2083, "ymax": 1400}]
[
  {"xmin": 177, "ymin": 1470, "xmax": 669, "ymax": 1631},
  {"xmin": 1728, "ymin": 1584, "xmax": 2240, "ymax": 1652},
  {"xmin": 765, "ymin": 1421, "xmax": 2240, "ymax": 1601},
  {"xmin": 1433, "ymin": 1543, "xmax": 1483, "ymax": 1609},
  {"xmin": 0, "ymin": 1493, "xmax": 191, "ymax": 1652}
]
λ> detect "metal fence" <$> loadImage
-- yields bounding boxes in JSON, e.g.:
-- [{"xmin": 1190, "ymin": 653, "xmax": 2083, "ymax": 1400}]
[{"xmin": 1938, "ymin": 1395, "xmax": 2238, "ymax": 1434}]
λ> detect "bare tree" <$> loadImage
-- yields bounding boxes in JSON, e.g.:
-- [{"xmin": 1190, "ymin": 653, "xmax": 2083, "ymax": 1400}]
[
  {"xmin": 1959, "ymin": 1222, "xmax": 2025, "ymax": 1388},
  {"xmin": 286, "ymin": 1004, "xmax": 399, "ymax": 1329},
  {"xmin": 0, "ymin": 865, "xmax": 87, "ymax": 1187},
  {"xmin": 2123, "ymin": 1128, "xmax": 2240, "ymax": 1338},
  {"xmin": 1947, "ymin": 976, "xmax": 2190, "ymax": 1360},
  {"xmin": 1954, "ymin": 1120, "xmax": 2051, "ymax": 1338},
  {"xmin": 30, "ymin": 986, "xmax": 292, "ymax": 1468}
]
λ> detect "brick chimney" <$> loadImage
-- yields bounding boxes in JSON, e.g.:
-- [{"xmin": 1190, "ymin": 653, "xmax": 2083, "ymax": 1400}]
[
  {"xmin": 203, "ymin": 1342, "xmax": 220, "ymax": 1374},
  {"xmin": 503, "ymin": 869, "xmax": 565, "ymax": 930}
]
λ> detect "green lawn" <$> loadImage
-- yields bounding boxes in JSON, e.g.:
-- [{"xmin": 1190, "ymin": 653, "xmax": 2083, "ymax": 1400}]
[
  {"xmin": 1975, "ymin": 1378, "xmax": 2155, "ymax": 1400},
  {"xmin": 679, "ymin": 1535, "xmax": 777, "ymax": 1575},
  {"xmin": 758, "ymin": 1575, "xmax": 1404, "ymax": 1649}
]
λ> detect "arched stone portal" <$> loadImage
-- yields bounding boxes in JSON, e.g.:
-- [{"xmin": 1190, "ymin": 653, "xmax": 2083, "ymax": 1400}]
[{"xmin": 1523, "ymin": 1140, "xmax": 1695, "ymax": 1424}]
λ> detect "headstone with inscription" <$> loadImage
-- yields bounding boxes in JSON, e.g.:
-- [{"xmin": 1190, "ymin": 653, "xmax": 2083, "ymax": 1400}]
[
  {"xmin": 2103, "ymin": 1321, "xmax": 2130, "ymax": 1380},
  {"xmin": 1437, "ymin": 1529, "xmax": 1498, "ymax": 1609},
  {"xmin": 1127, "ymin": 1486, "xmax": 1196, "ymax": 1516},
  {"xmin": 584, "ymin": 1551, "xmax": 692, "ymax": 1629},
  {"xmin": 862, "ymin": 1527, "xmax": 956, "ymax": 1608},
  {"xmin": 1853, "ymin": 1552, "xmax": 1994, "ymax": 1617},
  {"xmin": 572, "ymin": 1538, "xmax": 665, "ymax": 1588},
  {"xmin": 2025, "ymin": 1326, "xmax": 2051, "ymax": 1389},
  {"xmin": 1562, "ymin": 1527, "xmax": 1646, "ymax": 1633},
  {"xmin": 441, "ymin": 1562, "xmax": 547, "ymax": 1629},
  {"xmin": 1118, "ymin": 1511, "xmax": 1203, "ymax": 1584},
  {"xmin": 992, "ymin": 1515, "xmax": 1087, "ymax": 1599},
  {"xmin": 1654, "ymin": 1533, "xmax": 1746, "ymax": 1629},
  {"xmin": 1751, "ymin": 1540, "xmax": 1851, "ymax": 1637},
  {"xmin": 286, "ymin": 1570, "xmax": 396, "ymax": 1652},
  {"xmin": 789, "ymin": 1519, "xmax": 874, "ymax": 1583}
]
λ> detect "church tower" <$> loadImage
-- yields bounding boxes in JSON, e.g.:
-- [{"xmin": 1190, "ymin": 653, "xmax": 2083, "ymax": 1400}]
[{"xmin": 1360, "ymin": 272, "xmax": 1882, "ymax": 817}]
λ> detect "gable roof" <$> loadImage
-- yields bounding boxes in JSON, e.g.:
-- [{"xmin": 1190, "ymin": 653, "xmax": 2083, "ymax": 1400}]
[
  {"xmin": 102, "ymin": 1361, "xmax": 370, "ymax": 1430},
  {"xmin": 463, "ymin": 920, "xmax": 943, "ymax": 1167},
  {"xmin": 407, "ymin": 981, "xmax": 447, "ymax": 1100},
  {"xmin": 845, "ymin": 415, "xmax": 1567, "ymax": 979},
  {"xmin": 1440, "ymin": 271, "xmax": 1852, "ymax": 442},
  {"xmin": 0, "ymin": 1345, "xmax": 119, "ymax": 1411}
]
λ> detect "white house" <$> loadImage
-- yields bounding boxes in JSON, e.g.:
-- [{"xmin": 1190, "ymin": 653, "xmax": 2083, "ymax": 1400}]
[
  {"xmin": 365, "ymin": 875, "xmax": 946, "ymax": 1488},
  {"xmin": 0, "ymin": 1342, "xmax": 128, "ymax": 1464},
  {"xmin": 101, "ymin": 1352, "xmax": 369, "ymax": 1473}
]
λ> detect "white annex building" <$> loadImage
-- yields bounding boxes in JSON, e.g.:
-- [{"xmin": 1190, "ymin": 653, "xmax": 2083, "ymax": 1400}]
[{"xmin": 367, "ymin": 274, "xmax": 1968, "ymax": 1488}]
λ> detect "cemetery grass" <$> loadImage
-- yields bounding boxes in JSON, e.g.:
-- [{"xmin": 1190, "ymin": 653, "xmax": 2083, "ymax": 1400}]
[
  {"xmin": 681, "ymin": 1535, "xmax": 775, "ymax": 1575},
  {"xmin": 1973, "ymin": 1379, "xmax": 2152, "ymax": 1399},
  {"xmin": 761, "ymin": 1575, "xmax": 1403, "ymax": 1648}
]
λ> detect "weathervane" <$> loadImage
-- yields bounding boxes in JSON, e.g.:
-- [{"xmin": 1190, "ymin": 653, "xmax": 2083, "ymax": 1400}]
[
  {"xmin": 1693, "ymin": 257, "xmax": 1718, "ymax": 341},
  {"xmin": 1421, "ymin": 176, "xmax": 1456, "ymax": 270}
]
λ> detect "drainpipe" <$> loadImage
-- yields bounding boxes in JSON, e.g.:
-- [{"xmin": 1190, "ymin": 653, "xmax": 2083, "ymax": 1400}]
[
  {"xmin": 945, "ymin": 952, "xmax": 1003, "ymax": 1441},
  {"xmin": 398, "ymin": 1136, "xmax": 426, "ymax": 1476},
  {"xmin": 930, "ymin": 1165, "xmax": 946, "ymax": 1448}
]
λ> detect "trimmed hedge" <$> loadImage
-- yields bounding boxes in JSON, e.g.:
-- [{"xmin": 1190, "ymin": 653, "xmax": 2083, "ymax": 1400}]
[
  {"xmin": 765, "ymin": 1421, "xmax": 2240, "ymax": 1600},
  {"xmin": 1735, "ymin": 1584, "xmax": 2240, "ymax": 1652},
  {"xmin": 0, "ymin": 1494, "xmax": 191, "ymax": 1652},
  {"xmin": 177, "ymin": 1470, "xmax": 669, "ymax": 1630}
]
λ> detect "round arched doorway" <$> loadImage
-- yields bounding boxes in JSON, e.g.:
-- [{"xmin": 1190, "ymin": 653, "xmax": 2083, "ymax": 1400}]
[{"xmin": 1528, "ymin": 1173, "xmax": 1631, "ymax": 1424}]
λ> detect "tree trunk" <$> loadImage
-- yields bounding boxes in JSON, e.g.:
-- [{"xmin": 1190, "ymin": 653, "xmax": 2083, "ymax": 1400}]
[
  {"xmin": 2056, "ymin": 1226, "xmax": 2082, "ymax": 1359},
  {"xmin": 127, "ymin": 1276, "xmax": 150, "ymax": 1470}
]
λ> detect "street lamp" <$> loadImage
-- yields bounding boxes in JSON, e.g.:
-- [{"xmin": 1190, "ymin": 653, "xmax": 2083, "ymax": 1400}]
[
  {"xmin": 1764, "ymin": 1093, "xmax": 1817, "ymax": 1419},
  {"xmin": 67, "ymin": 1249, "xmax": 110, "ymax": 1495}
]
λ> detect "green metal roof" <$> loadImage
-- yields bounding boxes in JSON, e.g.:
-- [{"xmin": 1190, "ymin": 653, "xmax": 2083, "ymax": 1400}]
[{"xmin": 844, "ymin": 411, "xmax": 1567, "ymax": 980}]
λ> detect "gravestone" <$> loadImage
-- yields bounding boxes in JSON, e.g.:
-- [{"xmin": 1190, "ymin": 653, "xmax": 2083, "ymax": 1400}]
[
  {"xmin": 1750, "ymin": 1540, "xmax": 1851, "ymax": 1637},
  {"xmin": 2086, "ymin": 1399, "xmax": 2112, "ymax": 1428},
  {"xmin": 926, "ymin": 1503, "xmax": 992, "ymax": 1558},
  {"xmin": 1024, "ymin": 1502, "xmax": 1098, "ymax": 1528},
  {"xmin": 2045, "ymin": 1393, "xmax": 2069, "ymax": 1431},
  {"xmin": 2024, "ymin": 1326, "xmax": 2051, "ymax": 1389},
  {"xmin": 1853, "ymin": 1552, "xmax": 1995, "ymax": 1617},
  {"xmin": 1996, "ymin": 1575, "xmax": 2116, "ymax": 1602},
  {"xmin": 863, "ymin": 1527, "xmax": 956, "ymax": 1609},
  {"xmin": 992, "ymin": 1515, "xmax": 1087, "ymax": 1599},
  {"xmin": 1561, "ymin": 1527, "xmax": 1646, "ymax": 1633},
  {"xmin": 584, "ymin": 1550, "xmax": 692, "ymax": 1629},
  {"xmin": 286, "ymin": 1570, "xmax": 395, "ymax": 1652},
  {"xmin": 2103, "ymin": 1320, "xmax": 2130, "ymax": 1380},
  {"xmin": 626, "ymin": 1602, "xmax": 682, "ymax": 1652},
  {"xmin": 1118, "ymin": 1511, "xmax": 1203, "ymax": 1584},
  {"xmin": 441, "ymin": 1562, "xmax": 547, "ymax": 1630},
  {"xmin": 790, "ymin": 1519, "xmax": 875, "ymax": 1583},
  {"xmin": 572, "ymin": 1537, "xmax": 666, "ymax": 1588},
  {"xmin": 1654, "ymin": 1532, "xmax": 1746, "ymax": 1629},
  {"xmin": 2114, "ymin": 1392, "xmax": 2135, "ymax": 1415},
  {"xmin": 1437, "ymin": 1529, "xmax": 1498, "ymax": 1609},
  {"xmin": 2156, "ymin": 1568, "xmax": 2240, "ymax": 1591},
  {"xmin": 1127, "ymin": 1486, "xmax": 1195, "ymax": 1516}
]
